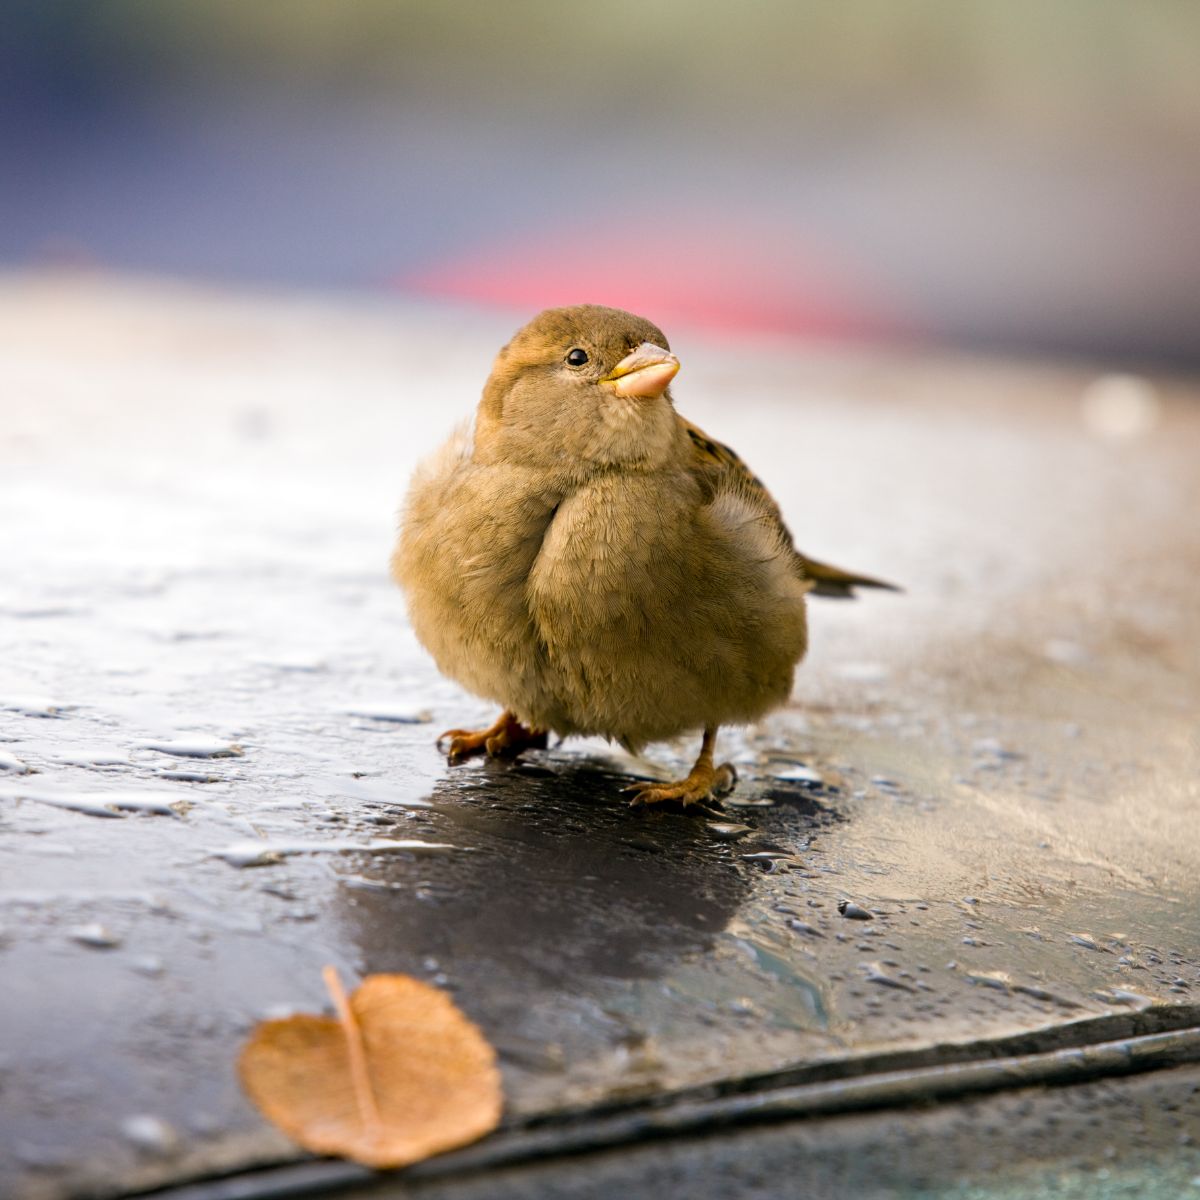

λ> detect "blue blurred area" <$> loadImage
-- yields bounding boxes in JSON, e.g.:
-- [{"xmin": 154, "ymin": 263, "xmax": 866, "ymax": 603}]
[{"xmin": 3, "ymin": 1, "xmax": 1199, "ymax": 363}]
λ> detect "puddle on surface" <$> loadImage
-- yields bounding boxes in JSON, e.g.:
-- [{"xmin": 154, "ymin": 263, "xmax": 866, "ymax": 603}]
[{"xmin": 727, "ymin": 925, "xmax": 831, "ymax": 1025}]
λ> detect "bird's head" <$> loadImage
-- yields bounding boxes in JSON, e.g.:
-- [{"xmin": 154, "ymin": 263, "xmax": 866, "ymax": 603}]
[{"xmin": 473, "ymin": 305, "xmax": 681, "ymax": 473}]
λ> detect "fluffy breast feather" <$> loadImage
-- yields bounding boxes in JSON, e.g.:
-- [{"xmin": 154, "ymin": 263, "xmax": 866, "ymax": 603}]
[{"xmin": 396, "ymin": 420, "xmax": 809, "ymax": 746}]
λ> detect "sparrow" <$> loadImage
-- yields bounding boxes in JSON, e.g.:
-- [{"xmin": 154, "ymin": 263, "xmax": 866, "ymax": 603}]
[{"xmin": 392, "ymin": 305, "xmax": 895, "ymax": 808}]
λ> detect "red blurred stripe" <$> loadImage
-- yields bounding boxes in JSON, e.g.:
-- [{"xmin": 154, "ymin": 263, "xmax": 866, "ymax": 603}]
[{"xmin": 394, "ymin": 216, "xmax": 903, "ymax": 341}]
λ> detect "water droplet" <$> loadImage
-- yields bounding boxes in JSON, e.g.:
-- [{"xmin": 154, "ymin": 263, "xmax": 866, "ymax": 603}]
[
  {"xmin": 0, "ymin": 780, "xmax": 188, "ymax": 817},
  {"xmin": 1103, "ymin": 989, "xmax": 1155, "ymax": 1009},
  {"xmin": 965, "ymin": 970, "xmax": 1011, "ymax": 992},
  {"xmin": 971, "ymin": 737, "xmax": 1020, "ymax": 760},
  {"xmin": 624, "ymin": 836, "xmax": 662, "ymax": 853},
  {"xmin": 311, "ymin": 776, "xmax": 433, "ymax": 809},
  {"xmin": 863, "ymin": 962, "xmax": 915, "ymax": 991},
  {"xmin": 71, "ymin": 923, "xmax": 121, "ymax": 949},
  {"xmin": 142, "ymin": 736, "xmax": 243, "ymax": 759},
  {"xmin": 0, "ymin": 695, "xmax": 72, "ymax": 718},
  {"xmin": 0, "ymin": 749, "xmax": 31, "ymax": 774},
  {"xmin": 214, "ymin": 836, "xmax": 456, "ymax": 868},
  {"xmin": 120, "ymin": 1115, "xmax": 178, "ymax": 1157},
  {"xmin": 339, "ymin": 701, "xmax": 432, "ymax": 724},
  {"xmin": 706, "ymin": 822, "xmax": 752, "ymax": 841},
  {"xmin": 53, "ymin": 751, "xmax": 130, "ymax": 767},
  {"xmin": 774, "ymin": 765, "xmax": 823, "ymax": 785},
  {"xmin": 250, "ymin": 654, "xmax": 326, "ymax": 673},
  {"xmin": 787, "ymin": 919, "xmax": 824, "ymax": 938}
]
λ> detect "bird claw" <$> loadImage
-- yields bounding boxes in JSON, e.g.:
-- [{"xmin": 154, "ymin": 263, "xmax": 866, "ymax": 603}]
[
  {"xmin": 624, "ymin": 762, "xmax": 738, "ymax": 810},
  {"xmin": 437, "ymin": 713, "xmax": 547, "ymax": 764},
  {"xmin": 436, "ymin": 729, "xmax": 487, "ymax": 763}
]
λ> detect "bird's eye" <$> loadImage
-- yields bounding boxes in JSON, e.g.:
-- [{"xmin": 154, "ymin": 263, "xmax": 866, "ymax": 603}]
[{"xmin": 565, "ymin": 348, "xmax": 589, "ymax": 367}]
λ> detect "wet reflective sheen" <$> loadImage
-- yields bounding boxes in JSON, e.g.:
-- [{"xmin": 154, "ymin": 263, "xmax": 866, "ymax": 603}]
[{"xmin": 0, "ymin": 279, "xmax": 1198, "ymax": 1200}]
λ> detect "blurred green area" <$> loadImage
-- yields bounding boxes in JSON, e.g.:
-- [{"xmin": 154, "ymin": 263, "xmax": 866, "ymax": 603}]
[{"xmin": 77, "ymin": 0, "xmax": 1200, "ymax": 139}]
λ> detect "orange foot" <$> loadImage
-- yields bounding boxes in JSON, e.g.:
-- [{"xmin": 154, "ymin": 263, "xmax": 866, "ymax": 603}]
[
  {"xmin": 623, "ymin": 726, "xmax": 737, "ymax": 809},
  {"xmin": 436, "ymin": 710, "xmax": 547, "ymax": 764}
]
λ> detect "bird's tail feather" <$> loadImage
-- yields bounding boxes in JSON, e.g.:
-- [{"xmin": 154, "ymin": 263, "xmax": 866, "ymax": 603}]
[{"xmin": 797, "ymin": 554, "xmax": 901, "ymax": 600}]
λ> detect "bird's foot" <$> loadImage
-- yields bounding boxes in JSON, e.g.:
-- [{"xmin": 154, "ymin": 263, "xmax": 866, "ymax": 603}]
[
  {"xmin": 437, "ymin": 710, "xmax": 547, "ymax": 764},
  {"xmin": 625, "ymin": 761, "xmax": 738, "ymax": 809}
]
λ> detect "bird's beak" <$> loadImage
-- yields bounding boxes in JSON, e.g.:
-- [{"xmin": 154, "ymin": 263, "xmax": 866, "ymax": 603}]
[{"xmin": 602, "ymin": 343, "xmax": 680, "ymax": 399}]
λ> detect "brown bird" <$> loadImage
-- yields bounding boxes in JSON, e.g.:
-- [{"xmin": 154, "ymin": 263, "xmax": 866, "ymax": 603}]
[{"xmin": 392, "ymin": 305, "xmax": 895, "ymax": 808}]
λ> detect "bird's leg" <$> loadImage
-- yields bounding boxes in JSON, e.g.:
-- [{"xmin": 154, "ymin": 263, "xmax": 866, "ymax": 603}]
[
  {"xmin": 437, "ymin": 709, "xmax": 548, "ymax": 764},
  {"xmin": 624, "ymin": 726, "xmax": 738, "ymax": 808}
]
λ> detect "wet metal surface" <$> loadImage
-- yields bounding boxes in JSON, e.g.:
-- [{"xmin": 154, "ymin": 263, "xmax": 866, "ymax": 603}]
[
  {"xmin": 1, "ymin": 275, "xmax": 1198, "ymax": 1198},
  {"xmin": 343, "ymin": 1062, "xmax": 1200, "ymax": 1200}
]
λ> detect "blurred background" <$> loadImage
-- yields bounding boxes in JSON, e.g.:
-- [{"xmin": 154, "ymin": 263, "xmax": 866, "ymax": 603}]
[{"xmin": 3, "ymin": 0, "xmax": 1199, "ymax": 365}]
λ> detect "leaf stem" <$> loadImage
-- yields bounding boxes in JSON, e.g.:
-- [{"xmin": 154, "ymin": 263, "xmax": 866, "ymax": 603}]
[{"xmin": 322, "ymin": 964, "xmax": 383, "ymax": 1139}]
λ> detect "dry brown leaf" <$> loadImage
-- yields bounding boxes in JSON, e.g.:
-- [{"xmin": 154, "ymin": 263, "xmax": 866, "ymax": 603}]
[{"xmin": 238, "ymin": 966, "xmax": 502, "ymax": 1169}]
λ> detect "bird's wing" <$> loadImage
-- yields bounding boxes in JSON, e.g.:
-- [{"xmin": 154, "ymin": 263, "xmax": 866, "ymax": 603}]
[{"xmin": 680, "ymin": 416, "xmax": 899, "ymax": 599}]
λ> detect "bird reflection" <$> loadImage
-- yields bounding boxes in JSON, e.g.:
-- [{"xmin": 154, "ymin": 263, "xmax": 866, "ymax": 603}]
[{"xmin": 334, "ymin": 755, "xmax": 753, "ymax": 1077}]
